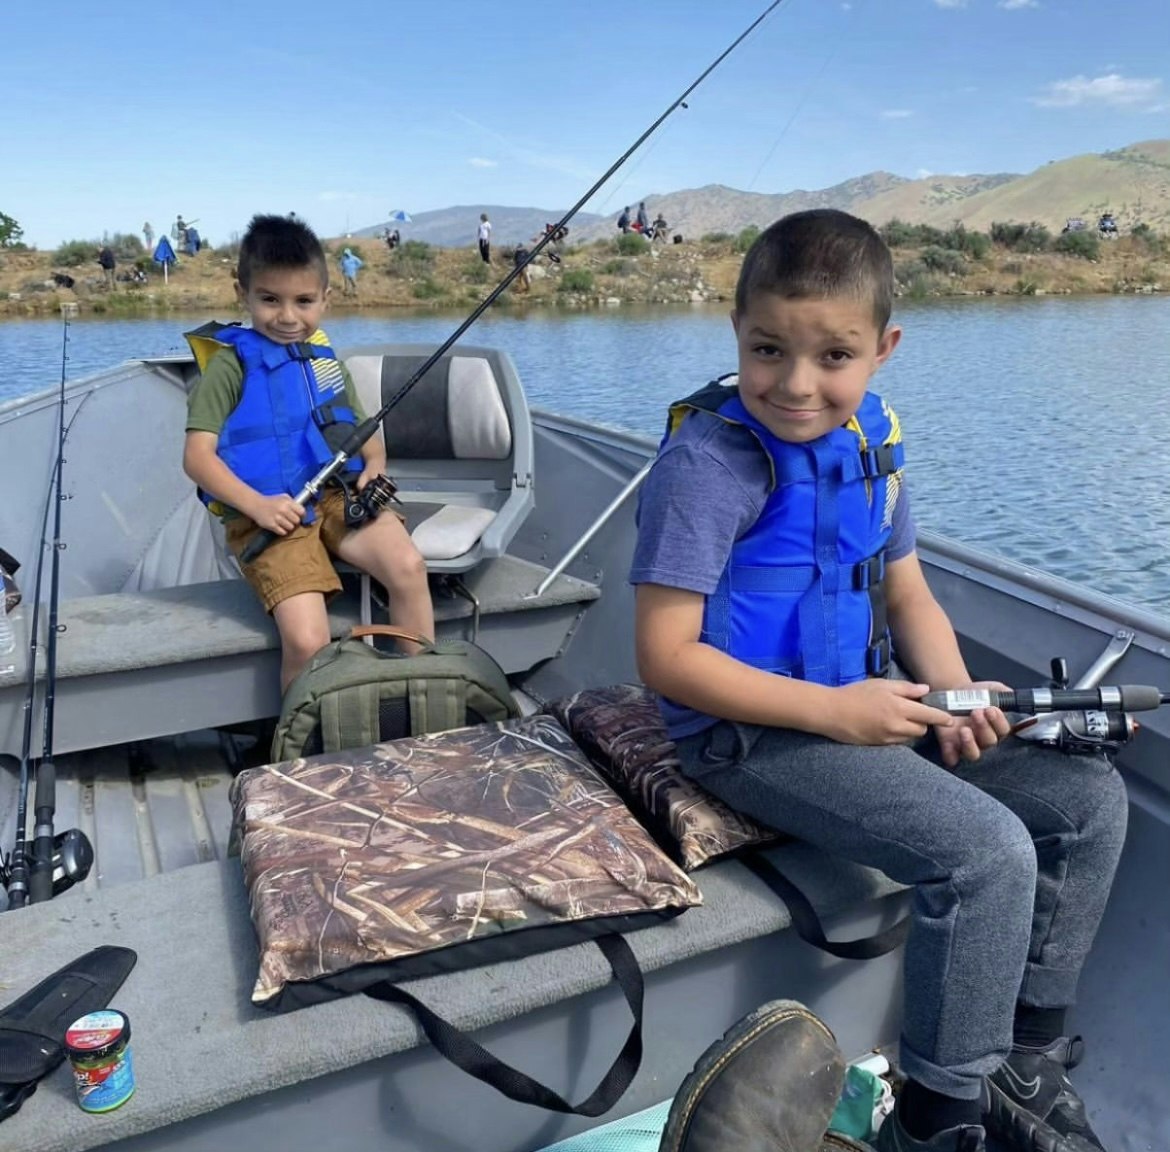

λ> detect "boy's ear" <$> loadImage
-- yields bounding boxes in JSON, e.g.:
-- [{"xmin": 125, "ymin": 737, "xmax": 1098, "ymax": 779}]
[
  {"xmin": 875, "ymin": 324, "xmax": 902, "ymax": 366},
  {"xmin": 233, "ymin": 280, "xmax": 246, "ymax": 308},
  {"xmin": 730, "ymin": 309, "xmax": 740, "ymax": 336}
]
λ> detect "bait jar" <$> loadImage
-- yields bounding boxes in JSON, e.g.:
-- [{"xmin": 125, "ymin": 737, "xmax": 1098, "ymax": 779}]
[{"xmin": 64, "ymin": 1009, "xmax": 136, "ymax": 1113}]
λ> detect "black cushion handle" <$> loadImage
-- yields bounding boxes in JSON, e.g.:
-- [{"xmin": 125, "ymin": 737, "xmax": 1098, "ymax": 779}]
[
  {"xmin": 742, "ymin": 854, "xmax": 909, "ymax": 960},
  {"xmin": 363, "ymin": 934, "xmax": 643, "ymax": 1116}
]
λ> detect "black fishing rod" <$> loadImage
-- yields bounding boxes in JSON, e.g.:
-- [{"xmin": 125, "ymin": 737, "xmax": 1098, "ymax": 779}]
[
  {"xmin": 922, "ymin": 685, "xmax": 1169, "ymax": 716},
  {"xmin": 241, "ymin": 0, "xmax": 786, "ymax": 564},
  {"xmin": 4, "ymin": 310, "xmax": 93, "ymax": 911}
]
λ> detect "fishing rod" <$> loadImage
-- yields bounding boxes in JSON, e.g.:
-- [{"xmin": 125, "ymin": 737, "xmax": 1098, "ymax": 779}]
[
  {"xmin": 921, "ymin": 685, "xmax": 1168, "ymax": 716},
  {"xmin": 241, "ymin": 0, "xmax": 786, "ymax": 564},
  {"xmin": 3, "ymin": 310, "xmax": 94, "ymax": 911}
]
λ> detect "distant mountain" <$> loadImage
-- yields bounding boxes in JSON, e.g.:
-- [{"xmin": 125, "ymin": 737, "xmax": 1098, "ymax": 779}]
[
  {"xmin": 347, "ymin": 140, "xmax": 1170, "ymax": 247},
  {"xmin": 351, "ymin": 205, "xmax": 605, "ymax": 248}
]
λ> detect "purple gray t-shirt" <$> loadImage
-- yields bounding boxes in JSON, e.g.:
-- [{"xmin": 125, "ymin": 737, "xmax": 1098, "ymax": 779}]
[{"xmin": 629, "ymin": 402, "xmax": 916, "ymax": 732}]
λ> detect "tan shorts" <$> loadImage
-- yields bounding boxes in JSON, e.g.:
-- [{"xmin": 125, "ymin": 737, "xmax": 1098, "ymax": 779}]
[{"xmin": 225, "ymin": 488, "xmax": 351, "ymax": 614}]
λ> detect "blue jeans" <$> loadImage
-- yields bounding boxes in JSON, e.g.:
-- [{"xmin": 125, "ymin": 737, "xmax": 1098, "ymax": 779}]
[{"xmin": 676, "ymin": 723, "xmax": 1128, "ymax": 1099}]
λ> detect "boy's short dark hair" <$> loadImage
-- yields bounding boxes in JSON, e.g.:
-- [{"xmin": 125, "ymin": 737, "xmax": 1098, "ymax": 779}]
[
  {"xmin": 735, "ymin": 209, "xmax": 894, "ymax": 330},
  {"xmin": 236, "ymin": 213, "xmax": 329, "ymax": 289}
]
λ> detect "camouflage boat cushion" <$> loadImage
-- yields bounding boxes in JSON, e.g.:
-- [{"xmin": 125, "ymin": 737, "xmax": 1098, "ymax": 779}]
[
  {"xmin": 231, "ymin": 714, "xmax": 702, "ymax": 1008},
  {"xmin": 548, "ymin": 684, "xmax": 778, "ymax": 871}
]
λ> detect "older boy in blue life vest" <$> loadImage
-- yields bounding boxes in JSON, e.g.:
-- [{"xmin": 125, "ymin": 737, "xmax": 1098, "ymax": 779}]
[
  {"xmin": 631, "ymin": 210, "xmax": 1125, "ymax": 1152},
  {"xmin": 184, "ymin": 213, "xmax": 434, "ymax": 691}
]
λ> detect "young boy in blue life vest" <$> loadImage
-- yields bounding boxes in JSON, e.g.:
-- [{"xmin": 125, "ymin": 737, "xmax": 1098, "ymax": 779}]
[
  {"xmin": 183, "ymin": 213, "xmax": 434, "ymax": 691},
  {"xmin": 631, "ymin": 209, "xmax": 1126, "ymax": 1152}
]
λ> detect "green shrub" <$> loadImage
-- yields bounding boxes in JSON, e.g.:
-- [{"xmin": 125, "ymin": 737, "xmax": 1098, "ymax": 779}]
[
  {"xmin": 411, "ymin": 278, "xmax": 445, "ymax": 300},
  {"xmin": 558, "ymin": 269, "xmax": 594, "ymax": 293},
  {"xmin": 55, "ymin": 239, "xmax": 99, "ymax": 267},
  {"xmin": 616, "ymin": 233, "xmax": 648, "ymax": 256},
  {"xmin": 920, "ymin": 246, "xmax": 967, "ymax": 275},
  {"xmin": 1129, "ymin": 223, "xmax": 1166, "ymax": 256},
  {"xmin": 940, "ymin": 224, "xmax": 990, "ymax": 259},
  {"xmin": 894, "ymin": 258, "xmax": 928, "ymax": 283},
  {"xmin": 1053, "ymin": 231, "xmax": 1100, "ymax": 260},
  {"xmin": 700, "ymin": 231, "xmax": 733, "ymax": 245},
  {"xmin": 1012, "ymin": 278, "xmax": 1039, "ymax": 296},
  {"xmin": 880, "ymin": 219, "xmax": 946, "ymax": 248},
  {"xmin": 601, "ymin": 259, "xmax": 631, "ymax": 276},
  {"xmin": 462, "ymin": 258, "xmax": 490, "ymax": 284},
  {"xmin": 990, "ymin": 221, "xmax": 1050, "ymax": 253},
  {"xmin": 735, "ymin": 225, "xmax": 761, "ymax": 254}
]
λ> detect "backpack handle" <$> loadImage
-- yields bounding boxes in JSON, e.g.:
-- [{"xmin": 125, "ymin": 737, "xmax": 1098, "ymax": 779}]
[{"xmin": 348, "ymin": 624, "xmax": 434, "ymax": 647}]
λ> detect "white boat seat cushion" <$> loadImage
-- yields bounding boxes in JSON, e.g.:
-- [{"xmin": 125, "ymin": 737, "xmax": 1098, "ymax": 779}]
[{"xmin": 345, "ymin": 352, "xmax": 520, "ymax": 566}]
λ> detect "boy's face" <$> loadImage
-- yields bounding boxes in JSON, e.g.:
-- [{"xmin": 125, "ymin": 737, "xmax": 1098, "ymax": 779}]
[
  {"xmin": 731, "ymin": 292, "xmax": 900, "ymax": 444},
  {"xmin": 236, "ymin": 265, "xmax": 329, "ymax": 344}
]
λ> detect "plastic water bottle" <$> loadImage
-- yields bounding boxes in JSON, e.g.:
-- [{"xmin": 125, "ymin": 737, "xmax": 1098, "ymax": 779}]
[{"xmin": 0, "ymin": 591, "xmax": 16, "ymax": 677}]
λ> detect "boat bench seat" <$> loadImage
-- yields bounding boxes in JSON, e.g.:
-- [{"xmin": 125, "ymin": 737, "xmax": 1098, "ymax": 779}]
[
  {"xmin": 0, "ymin": 555, "xmax": 600, "ymax": 760},
  {"xmin": 1, "ymin": 818, "xmax": 905, "ymax": 1152}
]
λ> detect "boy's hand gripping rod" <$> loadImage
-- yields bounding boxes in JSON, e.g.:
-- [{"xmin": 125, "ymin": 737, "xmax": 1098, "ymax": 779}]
[{"xmin": 241, "ymin": 0, "xmax": 787, "ymax": 566}]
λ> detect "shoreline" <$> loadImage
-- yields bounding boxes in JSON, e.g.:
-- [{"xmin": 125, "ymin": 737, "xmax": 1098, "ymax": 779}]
[{"xmin": 1, "ymin": 232, "xmax": 1165, "ymax": 320}]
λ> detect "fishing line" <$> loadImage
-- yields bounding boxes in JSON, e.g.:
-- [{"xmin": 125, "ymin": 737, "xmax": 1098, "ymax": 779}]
[
  {"xmin": 241, "ymin": 0, "xmax": 790, "ymax": 564},
  {"xmin": 744, "ymin": 0, "xmax": 862, "ymax": 193}
]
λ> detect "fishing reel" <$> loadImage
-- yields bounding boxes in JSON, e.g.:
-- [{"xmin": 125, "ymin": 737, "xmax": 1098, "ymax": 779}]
[
  {"xmin": 1, "ymin": 828, "xmax": 94, "ymax": 911},
  {"xmin": 341, "ymin": 474, "xmax": 399, "ymax": 529},
  {"xmin": 1012, "ymin": 656, "xmax": 1140, "ymax": 754}
]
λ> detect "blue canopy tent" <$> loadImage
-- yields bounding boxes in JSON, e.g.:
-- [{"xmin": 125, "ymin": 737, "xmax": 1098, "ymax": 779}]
[{"xmin": 153, "ymin": 236, "xmax": 176, "ymax": 284}]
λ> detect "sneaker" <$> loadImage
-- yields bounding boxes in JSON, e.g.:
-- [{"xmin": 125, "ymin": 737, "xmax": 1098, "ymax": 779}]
[
  {"xmin": 873, "ymin": 1106, "xmax": 984, "ymax": 1152},
  {"xmin": 984, "ymin": 1037, "xmax": 1106, "ymax": 1152}
]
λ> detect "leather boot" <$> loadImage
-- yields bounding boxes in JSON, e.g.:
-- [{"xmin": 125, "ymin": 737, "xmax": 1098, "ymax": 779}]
[{"xmin": 659, "ymin": 999, "xmax": 846, "ymax": 1152}]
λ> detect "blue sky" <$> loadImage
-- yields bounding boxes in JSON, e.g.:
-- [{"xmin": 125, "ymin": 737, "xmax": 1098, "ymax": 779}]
[{"xmin": 3, "ymin": 0, "xmax": 1166, "ymax": 249}]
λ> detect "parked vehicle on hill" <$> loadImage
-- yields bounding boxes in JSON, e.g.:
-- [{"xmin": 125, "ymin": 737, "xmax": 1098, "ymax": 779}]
[
  {"xmin": 1097, "ymin": 212, "xmax": 1119, "ymax": 237},
  {"xmin": 1061, "ymin": 217, "xmax": 1086, "ymax": 234}
]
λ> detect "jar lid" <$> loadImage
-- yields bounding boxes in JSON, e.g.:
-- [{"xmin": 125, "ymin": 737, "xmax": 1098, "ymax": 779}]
[{"xmin": 65, "ymin": 1010, "xmax": 131, "ymax": 1060}]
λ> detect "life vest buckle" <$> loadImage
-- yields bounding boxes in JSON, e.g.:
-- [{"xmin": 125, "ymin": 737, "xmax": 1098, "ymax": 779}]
[
  {"xmin": 867, "ymin": 635, "xmax": 892, "ymax": 678},
  {"xmin": 853, "ymin": 552, "xmax": 886, "ymax": 591},
  {"xmin": 860, "ymin": 445, "xmax": 899, "ymax": 478}
]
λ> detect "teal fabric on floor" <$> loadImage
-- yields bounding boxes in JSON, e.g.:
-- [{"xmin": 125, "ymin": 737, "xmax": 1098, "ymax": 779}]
[{"xmin": 535, "ymin": 1099, "xmax": 673, "ymax": 1152}]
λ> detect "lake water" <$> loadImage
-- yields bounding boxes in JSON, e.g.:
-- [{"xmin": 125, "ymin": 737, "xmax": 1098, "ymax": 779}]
[{"xmin": 3, "ymin": 296, "xmax": 1169, "ymax": 613}]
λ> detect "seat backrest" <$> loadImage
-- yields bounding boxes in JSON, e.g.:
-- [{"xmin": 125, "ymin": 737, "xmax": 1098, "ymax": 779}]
[
  {"xmin": 341, "ymin": 344, "xmax": 534, "ymax": 571},
  {"xmin": 344, "ymin": 345, "xmax": 531, "ymax": 490}
]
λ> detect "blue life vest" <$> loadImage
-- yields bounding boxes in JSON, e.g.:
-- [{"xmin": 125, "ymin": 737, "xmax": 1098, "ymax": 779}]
[
  {"xmin": 189, "ymin": 324, "xmax": 363, "ymax": 522},
  {"xmin": 659, "ymin": 379, "xmax": 904, "ymax": 733}
]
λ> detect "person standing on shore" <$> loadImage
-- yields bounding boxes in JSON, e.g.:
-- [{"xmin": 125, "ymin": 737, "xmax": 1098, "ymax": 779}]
[
  {"xmin": 97, "ymin": 245, "xmax": 116, "ymax": 289},
  {"xmin": 339, "ymin": 247, "xmax": 363, "ymax": 296},
  {"xmin": 143, "ymin": 222, "xmax": 154, "ymax": 252},
  {"xmin": 477, "ymin": 213, "xmax": 492, "ymax": 264}
]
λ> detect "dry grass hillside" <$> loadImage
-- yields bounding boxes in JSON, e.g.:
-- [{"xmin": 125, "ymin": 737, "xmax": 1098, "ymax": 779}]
[
  {"xmin": 1, "ymin": 225, "xmax": 1166, "ymax": 321},
  {"xmin": 869, "ymin": 141, "xmax": 1170, "ymax": 235}
]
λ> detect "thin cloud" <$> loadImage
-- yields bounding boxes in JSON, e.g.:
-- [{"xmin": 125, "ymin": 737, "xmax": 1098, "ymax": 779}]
[
  {"xmin": 933, "ymin": 0, "xmax": 968, "ymax": 9},
  {"xmin": 998, "ymin": 0, "xmax": 1038, "ymax": 8},
  {"xmin": 915, "ymin": 168, "xmax": 934, "ymax": 179},
  {"xmin": 468, "ymin": 157, "xmax": 498, "ymax": 168},
  {"xmin": 1034, "ymin": 73, "xmax": 1163, "ymax": 107},
  {"xmin": 881, "ymin": 109, "xmax": 913, "ymax": 119},
  {"xmin": 452, "ymin": 112, "xmax": 595, "ymax": 182}
]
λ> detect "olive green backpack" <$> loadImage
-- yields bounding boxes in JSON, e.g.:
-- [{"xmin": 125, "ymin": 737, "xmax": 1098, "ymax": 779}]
[{"xmin": 271, "ymin": 625, "xmax": 521, "ymax": 762}]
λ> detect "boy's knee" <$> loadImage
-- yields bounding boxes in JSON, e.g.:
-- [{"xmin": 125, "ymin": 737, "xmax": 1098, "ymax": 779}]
[
  {"xmin": 278, "ymin": 617, "xmax": 331, "ymax": 665},
  {"xmin": 955, "ymin": 803, "xmax": 1036, "ymax": 891},
  {"xmin": 380, "ymin": 540, "xmax": 428, "ymax": 589}
]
